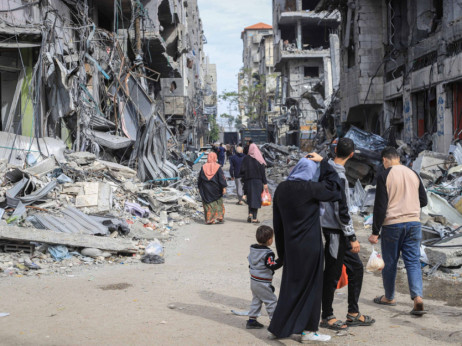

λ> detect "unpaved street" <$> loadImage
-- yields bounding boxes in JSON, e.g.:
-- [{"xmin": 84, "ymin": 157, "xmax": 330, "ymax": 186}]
[{"xmin": 1, "ymin": 196, "xmax": 462, "ymax": 345}]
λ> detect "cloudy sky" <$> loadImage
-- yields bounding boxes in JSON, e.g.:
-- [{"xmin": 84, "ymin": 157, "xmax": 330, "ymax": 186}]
[{"xmin": 197, "ymin": 0, "xmax": 272, "ymax": 123}]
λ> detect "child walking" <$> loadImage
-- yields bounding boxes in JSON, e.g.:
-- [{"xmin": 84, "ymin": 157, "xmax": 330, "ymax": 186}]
[{"xmin": 246, "ymin": 225, "xmax": 283, "ymax": 329}]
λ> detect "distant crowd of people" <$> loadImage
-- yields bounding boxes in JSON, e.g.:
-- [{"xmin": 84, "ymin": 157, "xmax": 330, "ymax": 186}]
[{"xmin": 197, "ymin": 138, "xmax": 428, "ymax": 343}]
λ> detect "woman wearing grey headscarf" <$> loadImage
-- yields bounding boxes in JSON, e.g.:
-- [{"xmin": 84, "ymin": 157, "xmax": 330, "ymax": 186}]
[{"xmin": 268, "ymin": 155, "xmax": 343, "ymax": 343}]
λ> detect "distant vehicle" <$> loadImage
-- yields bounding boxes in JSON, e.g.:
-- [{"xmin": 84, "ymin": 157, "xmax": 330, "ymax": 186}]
[{"xmin": 240, "ymin": 129, "xmax": 268, "ymax": 144}]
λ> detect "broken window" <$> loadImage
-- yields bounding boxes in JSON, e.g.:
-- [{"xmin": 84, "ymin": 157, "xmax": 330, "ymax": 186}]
[
  {"xmin": 304, "ymin": 66, "xmax": 319, "ymax": 77},
  {"xmin": 302, "ymin": 25, "xmax": 329, "ymax": 49},
  {"xmin": 452, "ymin": 82, "xmax": 462, "ymax": 139},
  {"xmin": 280, "ymin": 25, "xmax": 297, "ymax": 47},
  {"xmin": 387, "ymin": 0, "xmax": 409, "ymax": 50},
  {"xmin": 412, "ymin": 88, "xmax": 437, "ymax": 137}
]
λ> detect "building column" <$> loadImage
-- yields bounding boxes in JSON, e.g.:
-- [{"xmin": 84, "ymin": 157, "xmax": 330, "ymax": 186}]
[
  {"xmin": 403, "ymin": 86, "xmax": 414, "ymax": 143},
  {"xmin": 329, "ymin": 34, "xmax": 340, "ymax": 90},
  {"xmin": 296, "ymin": 20, "xmax": 302, "ymax": 50},
  {"xmin": 323, "ymin": 56, "xmax": 333, "ymax": 99},
  {"xmin": 296, "ymin": 0, "xmax": 302, "ymax": 11},
  {"xmin": 436, "ymin": 83, "xmax": 453, "ymax": 153}
]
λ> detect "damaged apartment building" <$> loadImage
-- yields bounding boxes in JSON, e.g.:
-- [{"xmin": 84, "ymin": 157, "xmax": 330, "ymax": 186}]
[
  {"xmin": 271, "ymin": 0, "xmax": 341, "ymax": 148},
  {"xmin": 317, "ymin": 0, "xmax": 462, "ymax": 154},
  {"xmin": 0, "ymin": 0, "xmax": 216, "ymax": 181}
]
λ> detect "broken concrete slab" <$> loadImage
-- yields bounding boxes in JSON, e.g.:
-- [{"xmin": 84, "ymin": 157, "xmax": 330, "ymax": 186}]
[
  {"xmin": 413, "ymin": 151, "xmax": 453, "ymax": 182},
  {"xmin": 67, "ymin": 152, "xmax": 97, "ymax": 165},
  {"xmin": 0, "ymin": 226, "xmax": 137, "ymax": 253},
  {"xmin": 426, "ymin": 235, "xmax": 462, "ymax": 267},
  {"xmin": 423, "ymin": 192, "xmax": 462, "ymax": 226}
]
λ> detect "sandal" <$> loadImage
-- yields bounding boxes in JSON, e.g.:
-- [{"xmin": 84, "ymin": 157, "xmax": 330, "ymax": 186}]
[
  {"xmin": 320, "ymin": 316, "xmax": 349, "ymax": 331},
  {"xmin": 410, "ymin": 302, "xmax": 427, "ymax": 316},
  {"xmin": 247, "ymin": 216, "xmax": 252, "ymax": 223},
  {"xmin": 373, "ymin": 295, "xmax": 396, "ymax": 306},
  {"xmin": 346, "ymin": 313, "xmax": 375, "ymax": 326},
  {"xmin": 251, "ymin": 219, "xmax": 260, "ymax": 224}
]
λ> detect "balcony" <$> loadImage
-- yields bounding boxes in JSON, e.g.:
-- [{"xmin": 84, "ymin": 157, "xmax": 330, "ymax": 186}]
[
  {"xmin": 278, "ymin": 10, "xmax": 340, "ymax": 25},
  {"xmin": 274, "ymin": 40, "xmax": 330, "ymax": 68}
]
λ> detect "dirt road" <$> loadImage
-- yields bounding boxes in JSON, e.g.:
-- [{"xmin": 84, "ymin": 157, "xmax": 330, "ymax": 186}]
[{"xmin": 1, "ymin": 196, "xmax": 461, "ymax": 345}]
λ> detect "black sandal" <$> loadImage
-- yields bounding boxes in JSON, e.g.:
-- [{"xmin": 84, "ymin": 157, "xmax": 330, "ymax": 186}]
[
  {"xmin": 320, "ymin": 316, "xmax": 349, "ymax": 331},
  {"xmin": 251, "ymin": 219, "xmax": 260, "ymax": 224},
  {"xmin": 346, "ymin": 313, "xmax": 375, "ymax": 326},
  {"xmin": 247, "ymin": 216, "xmax": 252, "ymax": 223},
  {"xmin": 373, "ymin": 295, "xmax": 396, "ymax": 306}
]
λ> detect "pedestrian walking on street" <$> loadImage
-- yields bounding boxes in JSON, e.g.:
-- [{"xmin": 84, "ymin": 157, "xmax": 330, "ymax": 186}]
[
  {"xmin": 198, "ymin": 152, "xmax": 227, "ymax": 225},
  {"xmin": 268, "ymin": 157, "xmax": 342, "ymax": 343},
  {"xmin": 246, "ymin": 225, "xmax": 282, "ymax": 330},
  {"xmin": 229, "ymin": 146, "xmax": 246, "ymax": 205},
  {"xmin": 218, "ymin": 143, "xmax": 226, "ymax": 166},
  {"xmin": 369, "ymin": 146, "xmax": 428, "ymax": 315},
  {"xmin": 239, "ymin": 143, "xmax": 267, "ymax": 223},
  {"xmin": 318, "ymin": 139, "xmax": 375, "ymax": 331}
]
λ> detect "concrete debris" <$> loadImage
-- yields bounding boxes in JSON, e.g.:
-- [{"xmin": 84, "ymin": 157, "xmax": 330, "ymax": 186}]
[{"xmin": 0, "ymin": 144, "xmax": 202, "ymax": 276}]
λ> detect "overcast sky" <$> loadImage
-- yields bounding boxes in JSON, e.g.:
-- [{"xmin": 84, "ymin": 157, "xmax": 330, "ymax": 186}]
[{"xmin": 197, "ymin": 0, "xmax": 272, "ymax": 122}]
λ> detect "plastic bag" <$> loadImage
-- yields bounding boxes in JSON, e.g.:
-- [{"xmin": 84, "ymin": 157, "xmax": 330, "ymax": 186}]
[
  {"xmin": 336, "ymin": 264, "xmax": 348, "ymax": 289},
  {"xmin": 261, "ymin": 188, "xmax": 272, "ymax": 206},
  {"xmin": 366, "ymin": 246, "xmax": 385, "ymax": 272},
  {"xmin": 146, "ymin": 239, "xmax": 164, "ymax": 256}
]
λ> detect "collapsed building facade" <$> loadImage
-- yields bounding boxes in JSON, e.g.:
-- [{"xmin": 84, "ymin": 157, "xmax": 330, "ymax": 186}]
[
  {"xmin": 271, "ymin": 0, "xmax": 341, "ymax": 148},
  {"xmin": 0, "ymin": 0, "xmax": 216, "ymax": 181},
  {"xmin": 317, "ymin": 0, "xmax": 462, "ymax": 155},
  {"xmin": 239, "ymin": 22, "xmax": 274, "ymax": 128}
]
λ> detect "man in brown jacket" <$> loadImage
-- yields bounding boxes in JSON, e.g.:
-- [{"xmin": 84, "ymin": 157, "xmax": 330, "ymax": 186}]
[{"xmin": 369, "ymin": 147, "xmax": 428, "ymax": 315}]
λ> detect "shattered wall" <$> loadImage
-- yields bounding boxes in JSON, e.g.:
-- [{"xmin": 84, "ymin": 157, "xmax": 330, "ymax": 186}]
[
  {"xmin": 0, "ymin": 0, "xmax": 213, "ymax": 181},
  {"xmin": 271, "ymin": 0, "xmax": 340, "ymax": 146}
]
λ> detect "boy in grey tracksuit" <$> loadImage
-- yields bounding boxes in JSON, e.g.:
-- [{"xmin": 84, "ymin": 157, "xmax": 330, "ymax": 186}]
[{"xmin": 246, "ymin": 225, "xmax": 282, "ymax": 329}]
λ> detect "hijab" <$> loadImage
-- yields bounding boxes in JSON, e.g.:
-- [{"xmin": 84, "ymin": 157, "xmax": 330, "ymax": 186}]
[
  {"xmin": 287, "ymin": 158, "xmax": 320, "ymax": 182},
  {"xmin": 203, "ymin": 152, "xmax": 220, "ymax": 180},
  {"xmin": 248, "ymin": 143, "xmax": 266, "ymax": 166}
]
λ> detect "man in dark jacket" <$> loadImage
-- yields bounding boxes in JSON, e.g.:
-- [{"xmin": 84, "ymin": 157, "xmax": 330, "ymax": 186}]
[
  {"xmin": 216, "ymin": 143, "xmax": 226, "ymax": 166},
  {"xmin": 229, "ymin": 146, "xmax": 246, "ymax": 205},
  {"xmin": 318, "ymin": 138, "xmax": 374, "ymax": 331}
]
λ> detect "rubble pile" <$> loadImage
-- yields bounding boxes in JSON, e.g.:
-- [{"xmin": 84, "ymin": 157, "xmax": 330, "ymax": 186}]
[
  {"xmin": 0, "ymin": 152, "xmax": 203, "ymax": 277},
  {"xmin": 260, "ymin": 143, "xmax": 307, "ymax": 184}
]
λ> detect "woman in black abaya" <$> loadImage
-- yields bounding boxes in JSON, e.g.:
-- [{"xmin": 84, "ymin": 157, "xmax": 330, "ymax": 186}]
[{"xmin": 268, "ymin": 155, "xmax": 342, "ymax": 343}]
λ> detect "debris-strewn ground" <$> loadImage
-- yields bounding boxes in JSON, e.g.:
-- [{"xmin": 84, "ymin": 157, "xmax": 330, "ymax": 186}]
[{"xmin": 0, "ymin": 198, "xmax": 461, "ymax": 345}]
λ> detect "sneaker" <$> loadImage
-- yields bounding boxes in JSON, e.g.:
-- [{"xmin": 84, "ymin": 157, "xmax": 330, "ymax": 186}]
[
  {"xmin": 301, "ymin": 331, "xmax": 331, "ymax": 343},
  {"xmin": 267, "ymin": 332, "xmax": 277, "ymax": 340},
  {"xmin": 246, "ymin": 319, "xmax": 264, "ymax": 329}
]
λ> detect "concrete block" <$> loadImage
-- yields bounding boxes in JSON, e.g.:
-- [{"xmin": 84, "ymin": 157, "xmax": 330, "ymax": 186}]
[
  {"xmin": 75, "ymin": 194, "xmax": 98, "ymax": 207},
  {"xmin": 425, "ymin": 236, "xmax": 462, "ymax": 267}
]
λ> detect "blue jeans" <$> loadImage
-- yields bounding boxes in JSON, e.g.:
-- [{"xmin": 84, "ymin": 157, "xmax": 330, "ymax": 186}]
[{"xmin": 381, "ymin": 222, "xmax": 423, "ymax": 300}]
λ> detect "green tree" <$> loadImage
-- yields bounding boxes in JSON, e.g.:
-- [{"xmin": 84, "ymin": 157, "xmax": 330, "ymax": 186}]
[
  {"xmin": 208, "ymin": 114, "xmax": 220, "ymax": 142},
  {"xmin": 219, "ymin": 69, "xmax": 268, "ymax": 128}
]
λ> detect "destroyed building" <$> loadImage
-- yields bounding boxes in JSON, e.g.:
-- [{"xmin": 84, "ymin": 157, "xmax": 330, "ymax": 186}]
[
  {"xmin": 316, "ymin": 0, "xmax": 462, "ymax": 154},
  {"xmin": 271, "ymin": 0, "xmax": 341, "ymax": 149},
  {"xmin": 0, "ymin": 0, "xmax": 216, "ymax": 181},
  {"xmin": 239, "ymin": 22, "xmax": 274, "ymax": 128}
]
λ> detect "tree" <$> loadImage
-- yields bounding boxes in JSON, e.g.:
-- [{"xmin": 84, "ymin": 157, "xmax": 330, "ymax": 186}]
[
  {"xmin": 220, "ymin": 113, "xmax": 236, "ymax": 130},
  {"xmin": 208, "ymin": 114, "xmax": 220, "ymax": 143},
  {"xmin": 219, "ymin": 68, "xmax": 268, "ymax": 128}
]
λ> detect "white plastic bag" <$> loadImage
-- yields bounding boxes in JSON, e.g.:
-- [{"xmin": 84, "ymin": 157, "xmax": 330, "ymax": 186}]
[
  {"xmin": 145, "ymin": 239, "xmax": 164, "ymax": 256},
  {"xmin": 366, "ymin": 246, "xmax": 385, "ymax": 272}
]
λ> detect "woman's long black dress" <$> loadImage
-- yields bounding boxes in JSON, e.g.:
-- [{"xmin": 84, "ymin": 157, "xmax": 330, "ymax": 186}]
[
  {"xmin": 268, "ymin": 160, "xmax": 342, "ymax": 338},
  {"xmin": 238, "ymin": 156, "xmax": 267, "ymax": 209}
]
